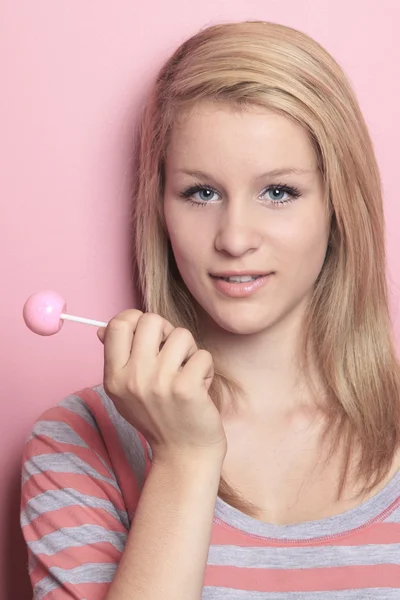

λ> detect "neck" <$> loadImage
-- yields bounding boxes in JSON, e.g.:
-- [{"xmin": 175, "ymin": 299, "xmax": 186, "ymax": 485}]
[{"xmin": 198, "ymin": 304, "xmax": 324, "ymax": 420}]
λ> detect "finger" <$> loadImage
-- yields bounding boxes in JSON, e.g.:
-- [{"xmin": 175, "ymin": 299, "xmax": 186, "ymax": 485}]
[
  {"xmin": 178, "ymin": 349, "xmax": 215, "ymax": 391},
  {"xmin": 156, "ymin": 327, "xmax": 198, "ymax": 375},
  {"xmin": 103, "ymin": 309, "xmax": 143, "ymax": 377},
  {"xmin": 129, "ymin": 313, "xmax": 175, "ymax": 367},
  {"xmin": 97, "ymin": 328, "xmax": 106, "ymax": 343}
]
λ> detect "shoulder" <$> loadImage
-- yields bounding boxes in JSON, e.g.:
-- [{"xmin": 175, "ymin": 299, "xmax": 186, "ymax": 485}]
[
  {"xmin": 27, "ymin": 383, "xmax": 149, "ymax": 452},
  {"xmin": 24, "ymin": 385, "xmax": 108, "ymax": 454},
  {"xmin": 24, "ymin": 384, "xmax": 152, "ymax": 498}
]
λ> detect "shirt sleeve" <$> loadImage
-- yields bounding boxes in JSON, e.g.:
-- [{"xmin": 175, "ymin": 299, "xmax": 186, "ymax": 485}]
[{"xmin": 20, "ymin": 395, "xmax": 132, "ymax": 600}]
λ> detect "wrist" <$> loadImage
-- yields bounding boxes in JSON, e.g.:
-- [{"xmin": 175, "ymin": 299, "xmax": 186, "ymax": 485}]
[{"xmin": 151, "ymin": 448, "xmax": 225, "ymax": 478}]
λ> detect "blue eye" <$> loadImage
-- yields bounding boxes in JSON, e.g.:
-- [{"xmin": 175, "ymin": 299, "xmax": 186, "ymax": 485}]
[
  {"xmin": 267, "ymin": 187, "xmax": 289, "ymax": 202},
  {"xmin": 194, "ymin": 188, "xmax": 218, "ymax": 202},
  {"xmin": 179, "ymin": 182, "xmax": 301, "ymax": 207}
]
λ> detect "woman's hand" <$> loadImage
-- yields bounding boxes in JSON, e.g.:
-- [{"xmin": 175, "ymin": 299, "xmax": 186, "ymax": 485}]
[{"xmin": 97, "ymin": 310, "xmax": 227, "ymax": 465}]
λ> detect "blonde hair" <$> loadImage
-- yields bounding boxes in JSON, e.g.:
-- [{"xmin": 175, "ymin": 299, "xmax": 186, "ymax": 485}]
[{"xmin": 130, "ymin": 20, "xmax": 400, "ymax": 515}]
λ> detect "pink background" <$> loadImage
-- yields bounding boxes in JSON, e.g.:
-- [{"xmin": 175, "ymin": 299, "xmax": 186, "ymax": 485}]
[{"xmin": 2, "ymin": 1, "xmax": 399, "ymax": 598}]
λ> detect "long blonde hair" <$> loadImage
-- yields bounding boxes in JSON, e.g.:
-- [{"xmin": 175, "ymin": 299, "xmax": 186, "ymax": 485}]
[{"xmin": 130, "ymin": 20, "xmax": 400, "ymax": 515}]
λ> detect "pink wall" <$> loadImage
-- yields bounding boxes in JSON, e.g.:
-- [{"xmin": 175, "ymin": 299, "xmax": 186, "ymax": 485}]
[{"xmin": 2, "ymin": 1, "xmax": 399, "ymax": 597}]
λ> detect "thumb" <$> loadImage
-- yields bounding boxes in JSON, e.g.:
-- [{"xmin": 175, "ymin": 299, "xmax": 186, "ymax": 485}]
[{"xmin": 97, "ymin": 327, "xmax": 106, "ymax": 343}]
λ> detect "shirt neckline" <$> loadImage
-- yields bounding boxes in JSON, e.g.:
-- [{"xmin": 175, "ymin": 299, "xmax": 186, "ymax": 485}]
[{"xmin": 214, "ymin": 468, "xmax": 400, "ymax": 542}]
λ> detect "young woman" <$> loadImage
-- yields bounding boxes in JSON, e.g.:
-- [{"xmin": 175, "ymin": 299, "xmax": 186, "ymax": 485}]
[{"xmin": 20, "ymin": 20, "xmax": 400, "ymax": 599}]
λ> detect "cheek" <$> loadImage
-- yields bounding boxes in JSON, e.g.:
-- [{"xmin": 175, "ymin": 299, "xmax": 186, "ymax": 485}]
[
  {"xmin": 168, "ymin": 227, "xmax": 207, "ymax": 272},
  {"xmin": 166, "ymin": 206, "xmax": 212, "ymax": 265},
  {"xmin": 271, "ymin": 214, "xmax": 329, "ymax": 278}
]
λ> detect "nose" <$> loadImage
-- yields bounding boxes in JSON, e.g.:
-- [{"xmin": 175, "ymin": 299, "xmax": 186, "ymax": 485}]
[{"xmin": 214, "ymin": 200, "xmax": 263, "ymax": 257}]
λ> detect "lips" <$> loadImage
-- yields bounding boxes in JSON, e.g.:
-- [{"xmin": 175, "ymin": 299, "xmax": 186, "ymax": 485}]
[
  {"xmin": 210, "ymin": 271, "xmax": 273, "ymax": 278},
  {"xmin": 212, "ymin": 274, "xmax": 263, "ymax": 281},
  {"xmin": 210, "ymin": 272, "xmax": 272, "ymax": 298}
]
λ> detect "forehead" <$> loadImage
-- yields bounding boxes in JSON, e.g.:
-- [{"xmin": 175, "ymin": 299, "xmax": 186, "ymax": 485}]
[{"xmin": 166, "ymin": 102, "xmax": 317, "ymax": 174}]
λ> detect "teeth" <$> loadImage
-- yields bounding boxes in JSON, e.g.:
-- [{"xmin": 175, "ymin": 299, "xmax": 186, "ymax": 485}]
[{"xmin": 221, "ymin": 275, "xmax": 261, "ymax": 282}]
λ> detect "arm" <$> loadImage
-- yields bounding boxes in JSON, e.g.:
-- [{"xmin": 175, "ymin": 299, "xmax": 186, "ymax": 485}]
[
  {"xmin": 105, "ymin": 454, "xmax": 224, "ymax": 600},
  {"xmin": 20, "ymin": 400, "xmax": 130, "ymax": 599},
  {"xmin": 20, "ymin": 395, "xmax": 224, "ymax": 600}
]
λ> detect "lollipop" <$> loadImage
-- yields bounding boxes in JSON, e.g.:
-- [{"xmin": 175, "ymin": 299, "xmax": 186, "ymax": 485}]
[{"xmin": 23, "ymin": 290, "xmax": 108, "ymax": 336}]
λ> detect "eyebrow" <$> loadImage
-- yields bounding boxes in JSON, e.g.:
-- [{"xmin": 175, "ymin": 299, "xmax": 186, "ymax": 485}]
[{"xmin": 176, "ymin": 167, "xmax": 314, "ymax": 180}]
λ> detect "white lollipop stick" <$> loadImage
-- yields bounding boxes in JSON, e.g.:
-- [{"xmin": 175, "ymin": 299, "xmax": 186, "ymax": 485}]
[{"xmin": 60, "ymin": 313, "xmax": 108, "ymax": 328}]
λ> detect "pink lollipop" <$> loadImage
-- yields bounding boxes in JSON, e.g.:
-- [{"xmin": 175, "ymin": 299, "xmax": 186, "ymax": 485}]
[{"xmin": 23, "ymin": 290, "xmax": 108, "ymax": 336}]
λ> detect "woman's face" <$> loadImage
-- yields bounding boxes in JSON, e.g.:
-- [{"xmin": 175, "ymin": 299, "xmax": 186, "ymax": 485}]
[{"xmin": 163, "ymin": 102, "xmax": 330, "ymax": 336}]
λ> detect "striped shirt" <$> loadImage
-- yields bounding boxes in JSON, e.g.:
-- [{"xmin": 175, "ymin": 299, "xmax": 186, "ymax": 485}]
[{"xmin": 21, "ymin": 384, "xmax": 400, "ymax": 599}]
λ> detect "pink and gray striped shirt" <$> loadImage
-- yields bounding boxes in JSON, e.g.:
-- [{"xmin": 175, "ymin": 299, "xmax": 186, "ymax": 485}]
[{"xmin": 21, "ymin": 384, "xmax": 400, "ymax": 599}]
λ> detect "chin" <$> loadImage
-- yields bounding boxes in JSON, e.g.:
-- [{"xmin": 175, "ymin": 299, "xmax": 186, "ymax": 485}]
[
  {"xmin": 192, "ymin": 293, "xmax": 279, "ymax": 336},
  {"xmin": 209, "ymin": 309, "xmax": 272, "ymax": 336}
]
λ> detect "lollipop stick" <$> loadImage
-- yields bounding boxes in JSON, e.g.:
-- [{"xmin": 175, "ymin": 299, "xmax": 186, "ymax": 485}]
[{"xmin": 60, "ymin": 313, "xmax": 108, "ymax": 328}]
